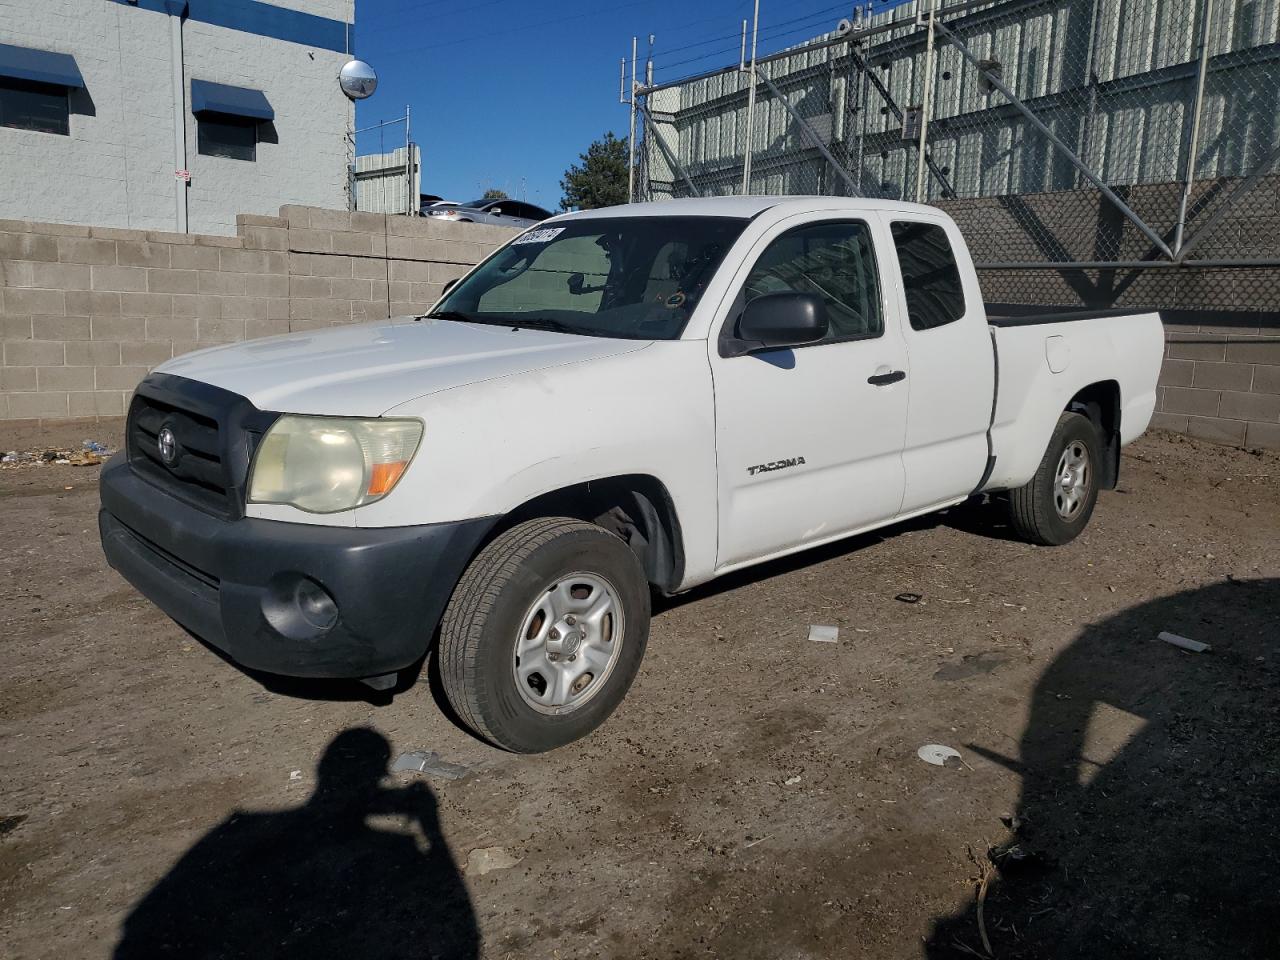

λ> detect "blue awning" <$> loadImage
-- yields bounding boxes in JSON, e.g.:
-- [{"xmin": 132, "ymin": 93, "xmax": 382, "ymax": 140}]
[
  {"xmin": 190, "ymin": 79, "xmax": 274, "ymax": 122},
  {"xmin": 0, "ymin": 42, "xmax": 85, "ymax": 89}
]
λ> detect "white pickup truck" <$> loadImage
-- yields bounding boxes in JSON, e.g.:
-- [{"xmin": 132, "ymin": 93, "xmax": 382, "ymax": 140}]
[{"xmin": 99, "ymin": 197, "xmax": 1163, "ymax": 752}]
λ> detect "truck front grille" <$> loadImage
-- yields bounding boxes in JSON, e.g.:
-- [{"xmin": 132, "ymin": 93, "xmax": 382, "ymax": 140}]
[
  {"xmin": 128, "ymin": 395, "xmax": 232, "ymax": 515},
  {"xmin": 125, "ymin": 374, "xmax": 278, "ymax": 520}
]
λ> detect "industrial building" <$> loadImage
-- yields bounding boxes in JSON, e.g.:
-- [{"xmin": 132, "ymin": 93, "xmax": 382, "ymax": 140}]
[
  {"xmin": 0, "ymin": 0, "xmax": 356, "ymax": 235},
  {"xmin": 642, "ymin": 0, "xmax": 1279, "ymax": 213}
]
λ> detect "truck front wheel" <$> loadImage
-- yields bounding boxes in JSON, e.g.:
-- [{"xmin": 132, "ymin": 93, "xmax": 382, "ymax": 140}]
[
  {"xmin": 1008, "ymin": 411, "xmax": 1101, "ymax": 546},
  {"xmin": 438, "ymin": 517, "xmax": 650, "ymax": 753}
]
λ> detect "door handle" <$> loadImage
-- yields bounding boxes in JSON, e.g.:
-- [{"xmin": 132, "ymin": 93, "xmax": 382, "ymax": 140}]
[{"xmin": 867, "ymin": 370, "xmax": 906, "ymax": 386}]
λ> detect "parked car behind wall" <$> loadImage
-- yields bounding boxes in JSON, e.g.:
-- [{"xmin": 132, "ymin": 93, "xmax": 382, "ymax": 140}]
[{"xmin": 424, "ymin": 198, "xmax": 552, "ymax": 228}]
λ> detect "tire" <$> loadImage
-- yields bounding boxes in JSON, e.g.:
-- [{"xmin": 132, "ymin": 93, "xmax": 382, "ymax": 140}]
[
  {"xmin": 1008, "ymin": 411, "xmax": 1101, "ymax": 546},
  {"xmin": 438, "ymin": 517, "xmax": 650, "ymax": 753}
]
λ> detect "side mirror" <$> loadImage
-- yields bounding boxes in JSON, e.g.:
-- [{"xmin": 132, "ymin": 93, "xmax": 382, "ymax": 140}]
[
  {"xmin": 568, "ymin": 272, "xmax": 584, "ymax": 295},
  {"xmin": 735, "ymin": 292, "xmax": 828, "ymax": 352}
]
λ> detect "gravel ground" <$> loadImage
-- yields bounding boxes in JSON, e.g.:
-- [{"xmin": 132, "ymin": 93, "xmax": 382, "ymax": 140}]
[{"xmin": 1, "ymin": 422, "xmax": 1277, "ymax": 960}]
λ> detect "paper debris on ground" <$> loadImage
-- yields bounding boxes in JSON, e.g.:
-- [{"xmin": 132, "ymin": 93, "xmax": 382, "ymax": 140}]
[
  {"xmin": 1157, "ymin": 631, "xmax": 1211, "ymax": 653},
  {"xmin": 466, "ymin": 846, "xmax": 521, "ymax": 876},
  {"xmin": 808, "ymin": 624, "xmax": 839, "ymax": 643},
  {"xmin": 392, "ymin": 750, "xmax": 471, "ymax": 780},
  {"xmin": 917, "ymin": 743, "xmax": 965, "ymax": 767}
]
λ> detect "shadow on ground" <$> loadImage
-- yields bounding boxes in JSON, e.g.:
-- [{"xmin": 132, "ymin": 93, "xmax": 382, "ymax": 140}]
[
  {"xmin": 113, "ymin": 728, "xmax": 479, "ymax": 959},
  {"xmin": 926, "ymin": 578, "xmax": 1280, "ymax": 959}
]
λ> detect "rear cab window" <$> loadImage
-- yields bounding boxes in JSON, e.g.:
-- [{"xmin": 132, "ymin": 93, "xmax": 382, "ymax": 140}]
[{"xmin": 889, "ymin": 221, "xmax": 966, "ymax": 331}]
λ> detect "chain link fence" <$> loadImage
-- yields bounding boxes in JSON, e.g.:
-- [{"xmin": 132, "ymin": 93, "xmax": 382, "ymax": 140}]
[{"xmin": 630, "ymin": 0, "xmax": 1280, "ymax": 310}]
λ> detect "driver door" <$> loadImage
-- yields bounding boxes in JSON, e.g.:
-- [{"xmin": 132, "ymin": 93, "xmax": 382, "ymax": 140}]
[{"xmin": 709, "ymin": 214, "xmax": 909, "ymax": 570}]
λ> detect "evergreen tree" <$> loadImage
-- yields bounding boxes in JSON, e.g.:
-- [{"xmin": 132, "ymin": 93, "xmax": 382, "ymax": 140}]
[{"xmin": 560, "ymin": 132, "xmax": 629, "ymax": 211}]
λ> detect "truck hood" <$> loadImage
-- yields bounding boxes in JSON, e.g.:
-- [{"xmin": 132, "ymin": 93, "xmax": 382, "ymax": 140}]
[{"xmin": 156, "ymin": 317, "xmax": 649, "ymax": 416}]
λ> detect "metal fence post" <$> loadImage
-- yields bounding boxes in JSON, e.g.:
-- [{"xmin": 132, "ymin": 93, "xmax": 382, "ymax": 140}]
[
  {"xmin": 628, "ymin": 37, "xmax": 638, "ymax": 204},
  {"xmin": 404, "ymin": 104, "xmax": 414, "ymax": 216},
  {"xmin": 742, "ymin": 0, "xmax": 760, "ymax": 194},
  {"xmin": 1173, "ymin": 0, "xmax": 1215, "ymax": 255},
  {"xmin": 853, "ymin": 10, "xmax": 868, "ymax": 196},
  {"xmin": 914, "ymin": 0, "xmax": 937, "ymax": 203}
]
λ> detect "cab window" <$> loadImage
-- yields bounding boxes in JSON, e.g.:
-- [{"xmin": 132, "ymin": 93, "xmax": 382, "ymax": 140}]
[
  {"xmin": 890, "ymin": 221, "xmax": 966, "ymax": 331},
  {"xmin": 740, "ymin": 220, "xmax": 883, "ymax": 342}
]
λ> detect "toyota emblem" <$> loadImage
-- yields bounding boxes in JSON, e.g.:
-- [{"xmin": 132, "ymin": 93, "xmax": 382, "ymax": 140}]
[{"xmin": 157, "ymin": 426, "xmax": 178, "ymax": 466}]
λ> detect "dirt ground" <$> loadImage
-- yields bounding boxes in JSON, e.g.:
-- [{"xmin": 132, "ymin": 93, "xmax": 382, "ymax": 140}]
[{"xmin": 1, "ymin": 421, "xmax": 1277, "ymax": 960}]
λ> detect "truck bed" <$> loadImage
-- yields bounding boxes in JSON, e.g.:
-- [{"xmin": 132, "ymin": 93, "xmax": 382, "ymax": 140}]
[
  {"xmin": 984, "ymin": 303, "xmax": 1155, "ymax": 327},
  {"xmin": 981, "ymin": 305, "xmax": 1165, "ymax": 493}
]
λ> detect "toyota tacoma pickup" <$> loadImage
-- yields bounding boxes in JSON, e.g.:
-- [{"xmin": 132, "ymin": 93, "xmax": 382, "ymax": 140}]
[{"xmin": 99, "ymin": 197, "xmax": 1163, "ymax": 752}]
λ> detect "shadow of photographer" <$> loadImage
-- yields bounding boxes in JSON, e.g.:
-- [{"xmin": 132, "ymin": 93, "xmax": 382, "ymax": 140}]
[
  {"xmin": 926, "ymin": 578, "xmax": 1280, "ymax": 959},
  {"xmin": 114, "ymin": 727, "xmax": 479, "ymax": 959}
]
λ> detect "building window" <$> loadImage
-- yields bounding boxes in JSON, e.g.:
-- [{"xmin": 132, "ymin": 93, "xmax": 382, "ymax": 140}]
[
  {"xmin": 190, "ymin": 79, "xmax": 272, "ymax": 162},
  {"xmin": 0, "ymin": 78, "xmax": 70, "ymax": 135},
  {"xmin": 197, "ymin": 116, "xmax": 257, "ymax": 161}
]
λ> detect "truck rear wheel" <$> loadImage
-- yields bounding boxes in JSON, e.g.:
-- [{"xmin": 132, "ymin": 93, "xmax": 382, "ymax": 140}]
[
  {"xmin": 438, "ymin": 517, "xmax": 650, "ymax": 753},
  {"xmin": 1009, "ymin": 411, "xmax": 1101, "ymax": 546}
]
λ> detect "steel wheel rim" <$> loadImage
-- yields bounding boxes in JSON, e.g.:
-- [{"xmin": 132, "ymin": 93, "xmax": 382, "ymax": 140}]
[
  {"xmin": 512, "ymin": 572, "xmax": 624, "ymax": 716},
  {"xmin": 1054, "ymin": 440, "xmax": 1091, "ymax": 520}
]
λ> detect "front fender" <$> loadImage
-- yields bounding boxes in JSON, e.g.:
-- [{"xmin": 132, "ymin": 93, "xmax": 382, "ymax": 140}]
[{"xmin": 355, "ymin": 341, "xmax": 722, "ymax": 588}]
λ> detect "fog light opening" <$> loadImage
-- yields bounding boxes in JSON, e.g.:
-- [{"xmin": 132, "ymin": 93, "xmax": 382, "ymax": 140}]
[
  {"xmin": 262, "ymin": 574, "xmax": 340, "ymax": 640},
  {"xmin": 295, "ymin": 577, "xmax": 339, "ymax": 632}
]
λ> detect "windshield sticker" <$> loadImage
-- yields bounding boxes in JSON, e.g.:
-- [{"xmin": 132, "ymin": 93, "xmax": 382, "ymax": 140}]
[{"xmin": 511, "ymin": 227, "xmax": 565, "ymax": 245}]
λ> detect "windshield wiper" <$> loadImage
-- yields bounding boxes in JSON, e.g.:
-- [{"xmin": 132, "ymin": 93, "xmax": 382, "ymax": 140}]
[
  {"xmin": 422, "ymin": 311, "xmax": 591, "ymax": 336},
  {"xmin": 421, "ymin": 309, "xmax": 483, "ymax": 323},
  {"xmin": 503, "ymin": 316, "xmax": 589, "ymax": 335}
]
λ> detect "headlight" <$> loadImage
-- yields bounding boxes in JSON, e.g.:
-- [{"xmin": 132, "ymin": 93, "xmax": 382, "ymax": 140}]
[{"xmin": 248, "ymin": 416, "xmax": 423, "ymax": 513}]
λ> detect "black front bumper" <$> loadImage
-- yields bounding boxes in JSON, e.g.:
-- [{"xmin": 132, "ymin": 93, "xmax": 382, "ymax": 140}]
[{"xmin": 100, "ymin": 454, "xmax": 495, "ymax": 679}]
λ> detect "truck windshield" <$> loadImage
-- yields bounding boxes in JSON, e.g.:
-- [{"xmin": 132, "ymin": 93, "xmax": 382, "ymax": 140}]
[{"xmin": 430, "ymin": 216, "xmax": 748, "ymax": 340}]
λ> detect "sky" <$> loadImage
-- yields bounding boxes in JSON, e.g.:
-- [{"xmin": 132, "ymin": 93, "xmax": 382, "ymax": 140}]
[{"xmin": 353, "ymin": 0, "xmax": 908, "ymax": 210}]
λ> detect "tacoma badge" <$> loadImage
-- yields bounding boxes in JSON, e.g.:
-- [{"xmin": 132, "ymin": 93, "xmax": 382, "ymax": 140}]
[{"xmin": 747, "ymin": 457, "xmax": 806, "ymax": 476}]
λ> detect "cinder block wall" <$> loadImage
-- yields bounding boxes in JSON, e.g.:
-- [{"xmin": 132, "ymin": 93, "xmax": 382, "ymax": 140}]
[
  {"xmin": 1, "ymin": 202, "xmax": 1277, "ymax": 450},
  {"xmin": 1154, "ymin": 322, "xmax": 1280, "ymax": 449},
  {"xmin": 0, "ymin": 207, "xmax": 514, "ymax": 423}
]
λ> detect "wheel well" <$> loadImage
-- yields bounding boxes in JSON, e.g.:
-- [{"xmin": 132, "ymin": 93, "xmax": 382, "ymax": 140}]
[
  {"xmin": 491, "ymin": 476, "xmax": 685, "ymax": 593},
  {"xmin": 1067, "ymin": 380, "xmax": 1120, "ymax": 490}
]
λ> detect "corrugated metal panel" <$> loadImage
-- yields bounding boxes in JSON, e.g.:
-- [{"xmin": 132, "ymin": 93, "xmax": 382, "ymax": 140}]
[
  {"xmin": 653, "ymin": 0, "xmax": 1279, "ymax": 202},
  {"xmin": 353, "ymin": 145, "xmax": 421, "ymax": 215}
]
